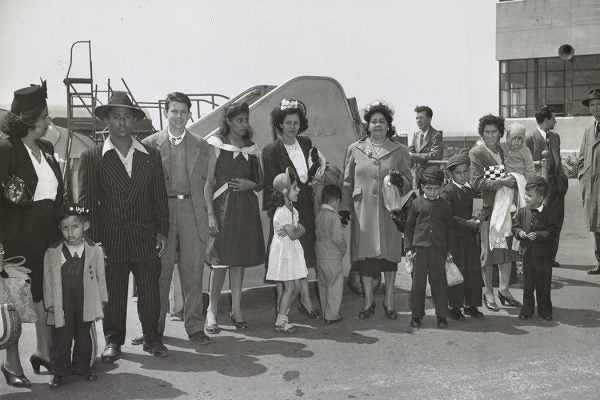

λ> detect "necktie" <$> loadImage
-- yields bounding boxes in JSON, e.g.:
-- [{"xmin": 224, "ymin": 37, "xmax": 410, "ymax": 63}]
[
  {"xmin": 171, "ymin": 136, "xmax": 183, "ymax": 146},
  {"xmin": 73, "ymin": 252, "xmax": 79, "ymax": 259}
]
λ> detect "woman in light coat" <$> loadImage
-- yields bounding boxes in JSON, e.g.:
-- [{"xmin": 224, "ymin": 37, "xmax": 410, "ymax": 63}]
[{"xmin": 340, "ymin": 102, "xmax": 412, "ymax": 319}]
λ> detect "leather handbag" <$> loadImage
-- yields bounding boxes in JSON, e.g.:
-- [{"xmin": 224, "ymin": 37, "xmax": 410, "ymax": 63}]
[
  {"xmin": 0, "ymin": 303, "xmax": 21, "ymax": 350},
  {"xmin": 1, "ymin": 257, "xmax": 37, "ymax": 323},
  {"xmin": 2, "ymin": 174, "xmax": 29, "ymax": 204}
]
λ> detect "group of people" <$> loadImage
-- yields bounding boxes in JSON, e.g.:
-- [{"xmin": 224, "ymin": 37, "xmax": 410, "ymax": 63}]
[{"xmin": 1, "ymin": 79, "xmax": 600, "ymax": 390}]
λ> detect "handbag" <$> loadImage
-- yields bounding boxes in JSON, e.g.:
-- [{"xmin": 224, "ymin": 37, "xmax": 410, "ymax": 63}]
[
  {"xmin": 2, "ymin": 149, "xmax": 31, "ymax": 205},
  {"xmin": 391, "ymin": 190, "xmax": 417, "ymax": 232},
  {"xmin": 1, "ymin": 256, "xmax": 37, "ymax": 323},
  {"xmin": 445, "ymin": 261, "xmax": 464, "ymax": 287},
  {"xmin": 0, "ymin": 303, "xmax": 21, "ymax": 350}
]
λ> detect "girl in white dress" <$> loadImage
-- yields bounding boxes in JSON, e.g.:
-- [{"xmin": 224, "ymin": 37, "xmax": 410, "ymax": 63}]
[{"xmin": 266, "ymin": 168, "xmax": 308, "ymax": 333}]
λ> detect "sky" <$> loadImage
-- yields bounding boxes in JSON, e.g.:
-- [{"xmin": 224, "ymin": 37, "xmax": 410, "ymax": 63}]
[{"xmin": 0, "ymin": 0, "xmax": 498, "ymax": 134}]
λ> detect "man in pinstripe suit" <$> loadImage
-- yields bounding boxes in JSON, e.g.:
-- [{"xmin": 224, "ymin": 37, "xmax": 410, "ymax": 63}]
[{"xmin": 79, "ymin": 92, "xmax": 170, "ymax": 361}]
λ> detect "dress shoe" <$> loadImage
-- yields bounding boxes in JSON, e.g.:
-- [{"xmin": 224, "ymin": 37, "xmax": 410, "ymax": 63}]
[
  {"xmin": 143, "ymin": 338, "xmax": 169, "ymax": 358},
  {"xmin": 229, "ymin": 312, "xmax": 249, "ymax": 329},
  {"xmin": 553, "ymin": 261, "xmax": 561, "ymax": 268},
  {"xmin": 382, "ymin": 302, "xmax": 398, "ymax": 320},
  {"xmin": 409, "ymin": 317, "xmax": 421, "ymax": 328},
  {"xmin": 131, "ymin": 334, "xmax": 144, "ymax": 345},
  {"xmin": 1, "ymin": 364, "xmax": 31, "ymax": 388},
  {"xmin": 463, "ymin": 307, "xmax": 484, "ymax": 318},
  {"xmin": 541, "ymin": 315, "xmax": 553, "ymax": 321},
  {"xmin": 30, "ymin": 354, "xmax": 52, "ymax": 374},
  {"xmin": 358, "ymin": 303, "xmax": 376, "ymax": 319},
  {"xmin": 100, "ymin": 344, "xmax": 121, "ymax": 363},
  {"xmin": 324, "ymin": 317, "xmax": 343, "ymax": 325},
  {"xmin": 204, "ymin": 323, "xmax": 221, "ymax": 334},
  {"xmin": 190, "ymin": 330, "xmax": 211, "ymax": 345},
  {"xmin": 497, "ymin": 291, "xmax": 522, "ymax": 307},
  {"xmin": 76, "ymin": 372, "xmax": 98, "ymax": 381},
  {"xmin": 483, "ymin": 294, "xmax": 499, "ymax": 312},
  {"xmin": 587, "ymin": 267, "xmax": 600, "ymax": 275},
  {"xmin": 48, "ymin": 374, "xmax": 63, "ymax": 389},
  {"xmin": 518, "ymin": 314, "xmax": 531, "ymax": 320},
  {"xmin": 437, "ymin": 317, "xmax": 448, "ymax": 329},
  {"xmin": 449, "ymin": 308, "xmax": 466, "ymax": 321},
  {"xmin": 297, "ymin": 303, "xmax": 320, "ymax": 319}
]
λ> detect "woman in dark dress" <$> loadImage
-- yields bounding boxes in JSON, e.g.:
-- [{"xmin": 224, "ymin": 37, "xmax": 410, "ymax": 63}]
[
  {"xmin": 262, "ymin": 99, "xmax": 320, "ymax": 318},
  {"xmin": 0, "ymin": 81, "xmax": 64, "ymax": 387},
  {"xmin": 205, "ymin": 103, "xmax": 265, "ymax": 332}
]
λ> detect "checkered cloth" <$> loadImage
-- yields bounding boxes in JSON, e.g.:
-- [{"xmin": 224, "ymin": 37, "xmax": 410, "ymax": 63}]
[{"xmin": 484, "ymin": 165, "xmax": 506, "ymax": 180}]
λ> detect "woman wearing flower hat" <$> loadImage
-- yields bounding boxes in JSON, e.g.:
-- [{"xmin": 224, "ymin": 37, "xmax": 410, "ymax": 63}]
[
  {"xmin": 204, "ymin": 102, "xmax": 265, "ymax": 332},
  {"xmin": 0, "ymin": 81, "xmax": 64, "ymax": 387},
  {"xmin": 340, "ymin": 101, "xmax": 412, "ymax": 320},
  {"xmin": 262, "ymin": 99, "xmax": 320, "ymax": 318}
]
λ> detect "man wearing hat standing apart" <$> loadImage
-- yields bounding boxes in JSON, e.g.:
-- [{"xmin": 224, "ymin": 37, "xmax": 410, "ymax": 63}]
[
  {"xmin": 140, "ymin": 92, "xmax": 211, "ymax": 345},
  {"xmin": 79, "ymin": 92, "xmax": 169, "ymax": 360},
  {"xmin": 579, "ymin": 89, "xmax": 600, "ymax": 274},
  {"xmin": 525, "ymin": 105, "xmax": 568, "ymax": 268}
]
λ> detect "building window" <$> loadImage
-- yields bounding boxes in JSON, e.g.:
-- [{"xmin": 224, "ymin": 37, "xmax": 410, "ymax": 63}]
[{"xmin": 499, "ymin": 54, "xmax": 600, "ymax": 117}]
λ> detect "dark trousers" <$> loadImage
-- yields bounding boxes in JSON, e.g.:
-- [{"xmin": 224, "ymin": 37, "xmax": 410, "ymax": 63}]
[
  {"xmin": 521, "ymin": 253, "xmax": 553, "ymax": 317},
  {"xmin": 595, "ymin": 233, "xmax": 600, "ymax": 263},
  {"xmin": 51, "ymin": 276, "xmax": 93, "ymax": 376},
  {"xmin": 411, "ymin": 245, "xmax": 448, "ymax": 318},
  {"xmin": 103, "ymin": 259, "xmax": 161, "ymax": 345},
  {"xmin": 546, "ymin": 176, "xmax": 564, "ymax": 261},
  {"xmin": 448, "ymin": 234, "xmax": 483, "ymax": 308}
]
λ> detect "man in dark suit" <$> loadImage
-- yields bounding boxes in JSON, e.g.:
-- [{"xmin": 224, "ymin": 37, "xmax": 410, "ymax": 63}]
[
  {"xmin": 79, "ymin": 92, "xmax": 169, "ymax": 361},
  {"xmin": 525, "ymin": 105, "xmax": 568, "ymax": 268},
  {"xmin": 409, "ymin": 105, "xmax": 443, "ymax": 167}
]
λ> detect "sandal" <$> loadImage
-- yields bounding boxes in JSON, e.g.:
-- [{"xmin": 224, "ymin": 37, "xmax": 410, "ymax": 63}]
[
  {"xmin": 204, "ymin": 323, "xmax": 221, "ymax": 334},
  {"xmin": 274, "ymin": 322, "xmax": 298, "ymax": 334}
]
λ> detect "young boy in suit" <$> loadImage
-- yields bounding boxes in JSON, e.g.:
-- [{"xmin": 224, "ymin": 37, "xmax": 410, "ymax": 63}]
[
  {"xmin": 405, "ymin": 166, "xmax": 455, "ymax": 329},
  {"xmin": 43, "ymin": 203, "xmax": 108, "ymax": 388},
  {"xmin": 512, "ymin": 175, "xmax": 558, "ymax": 321},
  {"xmin": 440, "ymin": 154, "xmax": 484, "ymax": 320},
  {"xmin": 314, "ymin": 184, "xmax": 347, "ymax": 324}
]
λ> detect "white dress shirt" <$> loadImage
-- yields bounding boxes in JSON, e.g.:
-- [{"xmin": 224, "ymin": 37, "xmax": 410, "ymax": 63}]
[
  {"xmin": 24, "ymin": 144, "xmax": 59, "ymax": 201},
  {"xmin": 283, "ymin": 140, "xmax": 308, "ymax": 183},
  {"xmin": 102, "ymin": 137, "xmax": 148, "ymax": 177}
]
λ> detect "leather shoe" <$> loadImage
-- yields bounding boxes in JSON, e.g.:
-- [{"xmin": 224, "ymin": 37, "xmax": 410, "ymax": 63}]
[
  {"xmin": 437, "ymin": 317, "xmax": 448, "ymax": 329},
  {"xmin": 518, "ymin": 314, "xmax": 531, "ymax": 320},
  {"xmin": 100, "ymin": 344, "xmax": 121, "ymax": 363},
  {"xmin": 463, "ymin": 307, "xmax": 484, "ymax": 318},
  {"xmin": 449, "ymin": 308, "xmax": 466, "ymax": 321},
  {"xmin": 189, "ymin": 330, "xmax": 211, "ymax": 345},
  {"xmin": 1, "ymin": 364, "xmax": 31, "ymax": 388},
  {"xmin": 131, "ymin": 334, "xmax": 144, "ymax": 345},
  {"xmin": 143, "ymin": 338, "xmax": 169, "ymax": 358},
  {"xmin": 324, "ymin": 317, "xmax": 343, "ymax": 325},
  {"xmin": 358, "ymin": 303, "xmax": 375, "ymax": 319},
  {"xmin": 30, "ymin": 354, "xmax": 52, "ymax": 374},
  {"xmin": 48, "ymin": 375, "xmax": 63, "ymax": 389},
  {"xmin": 382, "ymin": 302, "xmax": 397, "ymax": 320},
  {"xmin": 541, "ymin": 315, "xmax": 553, "ymax": 321},
  {"xmin": 587, "ymin": 267, "xmax": 600, "ymax": 275},
  {"xmin": 76, "ymin": 372, "xmax": 98, "ymax": 381},
  {"xmin": 409, "ymin": 317, "xmax": 421, "ymax": 328}
]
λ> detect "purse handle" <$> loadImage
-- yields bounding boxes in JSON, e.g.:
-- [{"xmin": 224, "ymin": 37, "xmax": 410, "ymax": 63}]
[{"xmin": 3, "ymin": 256, "xmax": 26, "ymax": 268}]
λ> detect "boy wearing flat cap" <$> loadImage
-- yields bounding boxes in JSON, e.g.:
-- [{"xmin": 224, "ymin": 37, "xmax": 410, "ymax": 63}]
[
  {"xmin": 43, "ymin": 203, "xmax": 107, "ymax": 388},
  {"xmin": 405, "ymin": 165, "xmax": 455, "ymax": 329},
  {"xmin": 511, "ymin": 175, "xmax": 558, "ymax": 321},
  {"xmin": 440, "ymin": 154, "xmax": 484, "ymax": 320}
]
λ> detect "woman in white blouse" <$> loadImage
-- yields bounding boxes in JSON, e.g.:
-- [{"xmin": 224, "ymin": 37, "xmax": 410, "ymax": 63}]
[
  {"xmin": 262, "ymin": 99, "xmax": 320, "ymax": 318},
  {"xmin": 0, "ymin": 82, "xmax": 64, "ymax": 387}
]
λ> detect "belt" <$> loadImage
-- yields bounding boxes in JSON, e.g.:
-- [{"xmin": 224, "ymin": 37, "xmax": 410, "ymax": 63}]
[{"xmin": 168, "ymin": 194, "xmax": 191, "ymax": 200}]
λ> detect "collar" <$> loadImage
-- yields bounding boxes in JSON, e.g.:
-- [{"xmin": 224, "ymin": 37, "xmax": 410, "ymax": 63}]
[
  {"xmin": 208, "ymin": 135, "xmax": 260, "ymax": 160},
  {"xmin": 535, "ymin": 204, "xmax": 544, "ymax": 212},
  {"xmin": 420, "ymin": 128, "xmax": 430, "ymax": 137},
  {"xmin": 452, "ymin": 180, "xmax": 471, "ymax": 190},
  {"xmin": 64, "ymin": 241, "xmax": 85, "ymax": 257},
  {"xmin": 102, "ymin": 136, "xmax": 148, "ymax": 156},
  {"xmin": 536, "ymin": 126, "xmax": 547, "ymax": 140},
  {"xmin": 283, "ymin": 139, "xmax": 301, "ymax": 151},
  {"xmin": 168, "ymin": 127, "xmax": 187, "ymax": 144},
  {"xmin": 320, "ymin": 204, "xmax": 337, "ymax": 213}
]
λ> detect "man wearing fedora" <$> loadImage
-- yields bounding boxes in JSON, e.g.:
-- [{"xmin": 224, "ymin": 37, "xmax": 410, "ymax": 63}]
[
  {"xmin": 579, "ymin": 89, "xmax": 600, "ymax": 274},
  {"xmin": 525, "ymin": 105, "xmax": 568, "ymax": 268},
  {"xmin": 79, "ymin": 91, "xmax": 170, "ymax": 360},
  {"xmin": 139, "ymin": 92, "xmax": 212, "ymax": 345}
]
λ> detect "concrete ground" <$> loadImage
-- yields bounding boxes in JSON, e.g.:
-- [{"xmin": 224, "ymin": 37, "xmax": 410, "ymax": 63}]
[{"xmin": 2, "ymin": 180, "xmax": 600, "ymax": 399}]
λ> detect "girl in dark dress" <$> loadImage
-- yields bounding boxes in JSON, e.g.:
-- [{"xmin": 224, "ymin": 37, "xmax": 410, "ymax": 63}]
[{"xmin": 205, "ymin": 103, "xmax": 265, "ymax": 332}]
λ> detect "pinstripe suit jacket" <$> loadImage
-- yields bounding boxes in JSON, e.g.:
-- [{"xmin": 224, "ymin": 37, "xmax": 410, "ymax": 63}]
[{"xmin": 78, "ymin": 140, "xmax": 169, "ymax": 263}]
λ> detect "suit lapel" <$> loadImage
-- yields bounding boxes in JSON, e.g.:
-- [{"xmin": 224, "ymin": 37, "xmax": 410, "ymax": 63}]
[
  {"xmin": 185, "ymin": 132, "xmax": 200, "ymax": 178},
  {"xmin": 100, "ymin": 150, "xmax": 130, "ymax": 193},
  {"xmin": 127, "ymin": 150, "xmax": 151, "ymax": 205},
  {"xmin": 275, "ymin": 139, "xmax": 297, "ymax": 176},
  {"xmin": 156, "ymin": 130, "xmax": 170, "ymax": 180}
]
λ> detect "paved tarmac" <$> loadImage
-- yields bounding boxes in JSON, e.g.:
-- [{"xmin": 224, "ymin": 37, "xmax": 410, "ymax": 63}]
[{"xmin": 2, "ymin": 180, "xmax": 600, "ymax": 399}]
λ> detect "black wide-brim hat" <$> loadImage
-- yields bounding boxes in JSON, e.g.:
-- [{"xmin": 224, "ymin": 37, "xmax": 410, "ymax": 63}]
[
  {"xmin": 582, "ymin": 89, "xmax": 600, "ymax": 107},
  {"xmin": 95, "ymin": 91, "xmax": 146, "ymax": 121}
]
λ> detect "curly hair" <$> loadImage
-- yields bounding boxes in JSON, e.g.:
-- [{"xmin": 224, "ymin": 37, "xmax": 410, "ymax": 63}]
[
  {"xmin": 1, "ymin": 113, "xmax": 32, "ymax": 138},
  {"xmin": 220, "ymin": 102, "xmax": 251, "ymax": 138},
  {"xmin": 270, "ymin": 105, "xmax": 308, "ymax": 141},
  {"xmin": 477, "ymin": 114, "xmax": 505, "ymax": 138},
  {"xmin": 363, "ymin": 103, "xmax": 396, "ymax": 138}
]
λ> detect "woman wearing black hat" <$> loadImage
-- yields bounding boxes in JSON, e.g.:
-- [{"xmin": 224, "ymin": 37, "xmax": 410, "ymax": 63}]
[
  {"xmin": 339, "ymin": 101, "xmax": 413, "ymax": 319},
  {"xmin": 262, "ymin": 99, "xmax": 320, "ymax": 319},
  {"xmin": 204, "ymin": 103, "xmax": 265, "ymax": 332},
  {"xmin": 0, "ymin": 81, "xmax": 64, "ymax": 386},
  {"xmin": 468, "ymin": 114, "xmax": 522, "ymax": 311}
]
